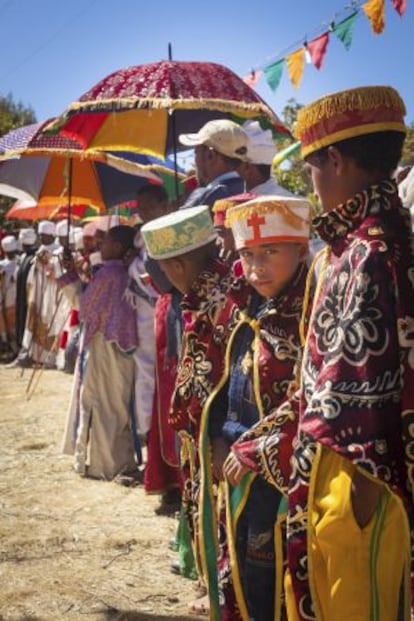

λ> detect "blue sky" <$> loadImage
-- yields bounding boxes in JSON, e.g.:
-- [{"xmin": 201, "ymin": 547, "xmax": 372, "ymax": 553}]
[{"xmin": 1, "ymin": 0, "xmax": 413, "ymax": 129}]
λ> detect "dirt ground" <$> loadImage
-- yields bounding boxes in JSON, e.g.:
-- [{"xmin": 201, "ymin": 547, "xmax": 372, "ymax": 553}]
[{"xmin": 0, "ymin": 365, "xmax": 201, "ymax": 621}]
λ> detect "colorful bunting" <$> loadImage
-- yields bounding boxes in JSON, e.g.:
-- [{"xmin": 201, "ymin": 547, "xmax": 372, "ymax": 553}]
[
  {"xmin": 333, "ymin": 11, "xmax": 358, "ymax": 50},
  {"xmin": 286, "ymin": 48, "xmax": 305, "ymax": 88},
  {"xmin": 392, "ymin": 0, "xmax": 406, "ymax": 16},
  {"xmin": 243, "ymin": 69, "xmax": 263, "ymax": 89},
  {"xmin": 362, "ymin": 0, "xmax": 385, "ymax": 34},
  {"xmin": 252, "ymin": 0, "xmax": 406, "ymax": 95},
  {"xmin": 264, "ymin": 60, "xmax": 284, "ymax": 92},
  {"xmin": 307, "ymin": 32, "xmax": 330, "ymax": 69}
]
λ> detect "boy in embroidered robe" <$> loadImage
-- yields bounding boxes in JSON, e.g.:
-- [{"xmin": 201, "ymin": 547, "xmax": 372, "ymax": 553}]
[
  {"xmin": 225, "ymin": 86, "xmax": 414, "ymax": 621},
  {"xmin": 198, "ymin": 195, "xmax": 310, "ymax": 621},
  {"xmin": 141, "ymin": 206, "xmax": 231, "ymax": 581}
]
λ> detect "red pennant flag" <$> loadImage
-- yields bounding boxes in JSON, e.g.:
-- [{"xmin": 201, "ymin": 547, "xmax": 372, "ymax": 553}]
[
  {"xmin": 243, "ymin": 70, "xmax": 263, "ymax": 89},
  {"xmin": 307, "ymin": 32, "xmax": 330, "ymax": 70},
  {"xmin": 392, "ymin": 0, "xmax": 406, "ymax": 16}
]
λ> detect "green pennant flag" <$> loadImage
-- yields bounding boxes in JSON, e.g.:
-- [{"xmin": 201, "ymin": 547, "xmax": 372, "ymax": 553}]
[
  {"xmin": 333, "ymin": 11, "xmax": 358, "ymax": 50},
  {"xmin": 264, "ymin": 58, "xmax": 284, "ymax": 92}
]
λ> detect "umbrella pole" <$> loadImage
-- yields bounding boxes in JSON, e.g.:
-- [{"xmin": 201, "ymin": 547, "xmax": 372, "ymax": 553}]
[
  {"xmin": 66, "ymin": 157, "xmax": 73, "ymax": 249},
  {"xmin": 168, "ymin": 43, "xmax": 180, "ymax": 208}
]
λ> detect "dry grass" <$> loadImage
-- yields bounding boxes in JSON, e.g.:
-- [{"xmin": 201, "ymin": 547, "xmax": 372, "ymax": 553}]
[{"xmin": 0, "ymin": 367, "xmax": 200, "ymax": 621}]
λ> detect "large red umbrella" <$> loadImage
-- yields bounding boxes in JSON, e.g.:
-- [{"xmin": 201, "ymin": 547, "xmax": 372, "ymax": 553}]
[{"xmin": 46, "ymin": 60, "xmax": 291, "ymax": 158}]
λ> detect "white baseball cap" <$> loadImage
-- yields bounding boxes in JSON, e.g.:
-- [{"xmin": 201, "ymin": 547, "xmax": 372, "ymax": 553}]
[{"xmin": 179, "ymin": 119, "xmax": 248, "ymax": 160}]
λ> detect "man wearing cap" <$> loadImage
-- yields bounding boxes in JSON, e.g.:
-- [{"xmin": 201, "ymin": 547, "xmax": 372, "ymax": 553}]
[
  {"xmin": 226, "ymin": 86, "xmax": 414, "ymax": 620},
  {"xmin": 240, "ymin": 120, "xmax": 295, "ymax": 196},
  {"xmin": 0, "ymin": 235, "xmax": 19, "ymax": 359},
  {"xmin": 15, "ymin": 228, "xmax": 37, "ymax": 349},
  {"xmin": 179, "ymin": 119, "xmax": 247, "ymax": 209}
]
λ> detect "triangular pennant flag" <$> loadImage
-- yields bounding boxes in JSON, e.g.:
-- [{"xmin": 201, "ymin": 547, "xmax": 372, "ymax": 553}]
[
  {"xmin": 243, "ymin": 69, "xmax": 263, "ymax": 89},
  {"xmin": 391, "ymin": 0, "xmax": 406, "ymax": 16},
  {"xmin": 362, "ymin": 0, "xmax": 385, "ymax": 34},
  {"xmin": 264, "ymin": 59, "xmax": 284, "ymax": 92},
  {"xmin": 333, "ymin": 11, "xmax": 358, "ymax": 50},
  {"xmin": 307, "ymin": 32, "xmax": 330, "ymax": 69},
  {"xmin": 286, "ymin": 48, "xmax": 305, "ymax": 88}
]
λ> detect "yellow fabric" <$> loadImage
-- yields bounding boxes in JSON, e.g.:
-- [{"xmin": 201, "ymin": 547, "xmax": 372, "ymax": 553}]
[
  {"xmin": 89, "ymin": 109, "xmax": 168, "ymax": 158},
  {"xmin": 286, "ymin": 48, "xmax": 305, "ymax": 89},
  {"xmin": 363, "ymin": 0, "xmax": 386, "ymax": 34},
  {"xmin": 40, "ymin": 157, "xmax": 105, "ymax": 211},
  {"xmin": 296, "ymin": 446, "xmax": 411, "ymax": 621}
]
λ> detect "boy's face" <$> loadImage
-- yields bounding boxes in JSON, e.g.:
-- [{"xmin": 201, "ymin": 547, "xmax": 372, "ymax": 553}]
[
  {"xmin": 215, "ymin": 227, "xmax": 235, "ymax": 256},
  {"xmin": 304, "ymin": 147, "xmax": 359, "ymax": 212},
  {"xmin": 39, "ymin": 233, "xmax": 55, "ymax": 246},
  {"xmin": 158, "ymin": 256, "xmax": 198, "ymax": 294},
  {"xmin": 239, "ymin": 242, "xmax": 307, "ymax": 299},
  {"xmin": 100, "ymin": 233, "xmax": 123, "ymax": 261},
  {"xmin": 137, "ymin": 193, "xmax": 168, "ymax": 224},
  {"xmin": 94, "ymin": 229, "xmax": 106, "ymax": 250}
]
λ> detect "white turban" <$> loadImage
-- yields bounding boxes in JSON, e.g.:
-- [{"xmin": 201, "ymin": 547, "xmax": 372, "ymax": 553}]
[
  {"xmin": 38, "ymin": 220, "xmax": 56, "ymax": 236},
  {"xmin": 18, "ymin": 228, "xmax": 37, "ymax": 245},
  {"xmin": 1, "ymin": 235, "xmax": 18, "ymax": 253},
  {"xmin": 55, "ymin": 220, "xmax": 69, "ymax": 237}
]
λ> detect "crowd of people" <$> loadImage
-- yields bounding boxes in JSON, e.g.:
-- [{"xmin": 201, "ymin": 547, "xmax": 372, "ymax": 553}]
[{"xmin": 1, "ymin": 84, "xmax": 414, "ymax": 621}]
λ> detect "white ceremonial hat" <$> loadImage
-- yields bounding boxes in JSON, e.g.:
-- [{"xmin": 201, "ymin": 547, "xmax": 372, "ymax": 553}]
[
  {"xmin": 226, "ymin": 194, "xmax": 312, "ymax": 250},
  {"xmin": 38, "ymin": 220, "xmax": 56, "ymax": 236},
  {"xmin": 1, "ymin": 235, "xmax": 18, "ymax": 253},
  {"xmin": 55, "ymin": 220, "xmax": 69, "ymax": 237},
  {"xmin": 141, "ymin": 205, "xmax": 216, "ymax": 260},
  {"xmin": 18, "ymin": 228, "xmax": 37, "ymax": 245}
]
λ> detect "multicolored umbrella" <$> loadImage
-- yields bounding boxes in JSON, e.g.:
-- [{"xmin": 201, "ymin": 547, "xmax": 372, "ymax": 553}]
[
  {"xmin": 0, "ymin": 121, "xmax": 183, "ymax": 211},
  {"xmin": 46, "ymin": 60, "xmax": 291, "ymax": 158},
  {"xmin": 5, "ymin": 199, "xmax": 100, "ymax": 221}
]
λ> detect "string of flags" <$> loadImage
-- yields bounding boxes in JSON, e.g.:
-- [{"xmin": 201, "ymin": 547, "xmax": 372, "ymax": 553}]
[{"xmin": 243, "ymin": 0, "xmax": 407, "ymax": 93}]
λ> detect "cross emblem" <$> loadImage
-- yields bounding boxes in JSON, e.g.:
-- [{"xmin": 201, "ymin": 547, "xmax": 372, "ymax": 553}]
[{"xmin": 247, "ymin": 213, "xmax": 266, "ymax": 243}]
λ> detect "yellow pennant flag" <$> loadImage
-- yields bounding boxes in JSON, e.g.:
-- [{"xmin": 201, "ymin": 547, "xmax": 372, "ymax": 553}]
[
  {"xmin": 363, "ymin": 0, "xmax": 385, "ymax": 34},
  {"xmin": 286, "ymin": 48, "xmax": 305, "ymax": 88}
]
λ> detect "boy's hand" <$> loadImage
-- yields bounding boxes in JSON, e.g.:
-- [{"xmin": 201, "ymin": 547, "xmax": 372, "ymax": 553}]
[
  {"xmin": 211, "ymin": 437, "xmax": 230, "ymax": 482},
  {"xmin": 351, "ymin": 469, "xmax": 381, "ymax": 529},
  {"xmin": 223, "ymin": 452, "xmax": 249, "ymax": 486}
]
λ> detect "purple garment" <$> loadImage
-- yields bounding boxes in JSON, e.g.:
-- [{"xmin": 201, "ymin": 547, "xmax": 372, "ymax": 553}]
[{"xmin": 79, "ymin": 260, "xmax": 138, "ymax": 352}]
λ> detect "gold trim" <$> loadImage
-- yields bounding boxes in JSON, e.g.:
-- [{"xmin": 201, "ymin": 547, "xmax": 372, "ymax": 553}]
[
  {"xmin": 296, "ymin": 86, "xmax": 406, "ymax": 136},
  {"xmin": 226, "ymin": 201, "xmax": 310, "ymax": 228},
  {"xmin": 300, "ymin": 122, "xmax": 407, "ymax": 157},
  {"xmin": 225, "ymin": 476, "xmax": 255, "ymax": 621}
]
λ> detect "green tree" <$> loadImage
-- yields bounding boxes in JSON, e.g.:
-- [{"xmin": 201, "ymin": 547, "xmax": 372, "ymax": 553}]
[
  {"xmin": 274, "ymin": 98, "xmax": 314, "ymax": 199},
  {"xmin": 402, "ymin": 121, "xmax": 414, "ymax": 165},
  {"xmin": 0, "ymin": 93, "xmax": 36, "ymax": 136},
  {"xmin": 0, "ymin": 93, "xmax": 37, "ymax": 226}
]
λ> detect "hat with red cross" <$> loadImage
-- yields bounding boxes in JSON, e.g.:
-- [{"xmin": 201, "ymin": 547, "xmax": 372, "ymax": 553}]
[{"xmin": 226, "ymin": 194, "xmax": 311, "ymax": 250}]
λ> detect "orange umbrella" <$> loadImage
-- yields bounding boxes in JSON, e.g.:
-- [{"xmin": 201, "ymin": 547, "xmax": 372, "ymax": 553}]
[{"xmin": 5, "ymin": 199, "xmax": 100, "ymax": 221}]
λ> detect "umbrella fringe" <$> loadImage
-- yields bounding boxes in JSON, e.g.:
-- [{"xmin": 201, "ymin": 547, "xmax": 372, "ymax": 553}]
[{"xmin": 45, "ymin": 98, "xmax": 291, "ymax": 135}]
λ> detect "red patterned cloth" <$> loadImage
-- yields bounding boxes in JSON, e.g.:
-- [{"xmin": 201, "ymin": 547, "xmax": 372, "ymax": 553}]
[
  {"xmin": 169, "ymin": 257, "xmax": 233, "ymax": 436},
  {"xmin": 144, "ymin": 293, "xmax": 181, "ymax": 494},
  {"xmin": 232, "ymin": 180, "xmax": 414, "ymax": 619}
]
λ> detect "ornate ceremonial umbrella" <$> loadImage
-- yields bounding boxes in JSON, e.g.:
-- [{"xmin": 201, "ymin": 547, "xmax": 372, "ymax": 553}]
[{"xmin": 46, "ymin": 60, "xmax": 291, "ymax": 159}]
